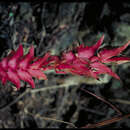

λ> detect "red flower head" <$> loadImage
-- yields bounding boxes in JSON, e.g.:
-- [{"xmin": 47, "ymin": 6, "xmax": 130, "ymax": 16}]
[
  {"xmin": 53, "ymin": 35, "xmax": 130, "ymax": 80},
  {"xmin": 0, "ymin": 45, "xmax": 50, "ymax": 90}
]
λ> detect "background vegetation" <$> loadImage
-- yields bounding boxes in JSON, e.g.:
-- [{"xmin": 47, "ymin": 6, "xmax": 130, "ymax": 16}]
[{"xmin": 0, "ymin": 1, "xmax": 130, "ymax": 128}]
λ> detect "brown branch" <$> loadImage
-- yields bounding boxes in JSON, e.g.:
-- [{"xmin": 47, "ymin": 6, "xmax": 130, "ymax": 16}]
[
  {"xmin": 80, "ymin": 88, "xmax": 122, "ymax": 116},
  {"xmin": 82, "ymin": 113, "xmax": 130, "ymax": 128}
]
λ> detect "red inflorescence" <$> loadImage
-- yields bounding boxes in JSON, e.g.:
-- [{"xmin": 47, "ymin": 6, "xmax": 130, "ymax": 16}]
[
  {"xmin": 0, "ymin": 45, "xmax": 51, "ymax": 90},
  {"xmin": 0, "ymin": 35, "xmax": 130, "ymax": 90},
  {"xmin": 50, "ymin": 35, "xmax": 130, "ymax": 80}
]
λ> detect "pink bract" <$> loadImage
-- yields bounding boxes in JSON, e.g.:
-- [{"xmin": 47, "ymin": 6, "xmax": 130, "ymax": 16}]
[{"xmin": 0, "ymin": 45, "xmax": 50, "ymax": 90}]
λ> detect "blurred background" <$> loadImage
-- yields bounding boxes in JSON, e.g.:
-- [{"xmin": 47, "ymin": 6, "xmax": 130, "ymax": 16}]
[{"xmin": 0, "ymin": 1, "xmax": 130, "ymax": 128}]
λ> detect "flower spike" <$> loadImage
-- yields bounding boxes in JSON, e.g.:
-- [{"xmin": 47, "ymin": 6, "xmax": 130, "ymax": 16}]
[{"xmin": 1, "ymin": 35, "xmax": 130, "ymax": 90}]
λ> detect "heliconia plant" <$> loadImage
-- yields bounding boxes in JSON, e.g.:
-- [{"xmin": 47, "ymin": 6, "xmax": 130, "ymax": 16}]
[{"xmin": 0, "ymin": 35, "xmax": 130, "ymax": 90}]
